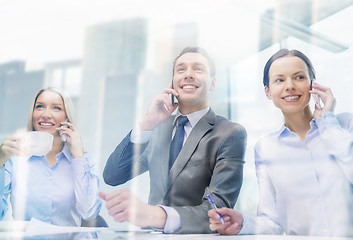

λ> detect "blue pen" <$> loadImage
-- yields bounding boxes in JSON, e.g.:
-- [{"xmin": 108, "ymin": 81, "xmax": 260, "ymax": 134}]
[{"xmin": 207, "ymin": 194, "xmax": 224, "ymax": 224}]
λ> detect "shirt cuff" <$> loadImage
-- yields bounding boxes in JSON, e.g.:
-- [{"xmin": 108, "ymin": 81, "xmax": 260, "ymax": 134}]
[
  {"xmin": 70, "ymin": 157, "xmax": 90, "ymax": 174},
  {"xmin": 238, "ymin": 213, "xmax": 253, "ymax": 235},
  {"xmin": 130, "ymin": 125, "xmax": 153, "ymax": 144},
  {"xmin": 316, "ymin": 111, "xmax": 338, "ymax": 127},
  {"xmin": 158, "ymin": 205, "xmax": 181, "ymax": 233}
]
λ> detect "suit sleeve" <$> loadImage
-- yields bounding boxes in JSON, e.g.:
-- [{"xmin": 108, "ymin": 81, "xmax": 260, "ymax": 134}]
[
  {"xmin": 103, "ymin": 131, "xmax": 150, "ymax": 186},
  {"xmin": 173, "ymin": 123, "xmax": 247, "ymax": 233}
]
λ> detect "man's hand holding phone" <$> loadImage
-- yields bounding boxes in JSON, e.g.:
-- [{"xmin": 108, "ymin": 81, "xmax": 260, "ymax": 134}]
[{"xmin": 139, "ymin": 85, "xmax": 179, "ymax": 131}]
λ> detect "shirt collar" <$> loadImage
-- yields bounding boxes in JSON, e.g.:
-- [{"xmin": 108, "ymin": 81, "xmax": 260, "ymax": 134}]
[
  {"xmin": 276, "ymin": 118, "xmax": 317, "ymax": 139},
  {"xmin": 56, "ymin": 143, "xmax": 73, "ymax": 162},
  {"xmin": 27, "ymin": 143, "xmax": 71, "ymax": 162},
  {"xmin": 173, "ymin": 107, "xmax": 210, "ymax": 128}
]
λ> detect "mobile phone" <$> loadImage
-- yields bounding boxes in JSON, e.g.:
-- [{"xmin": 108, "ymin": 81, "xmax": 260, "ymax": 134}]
[
  {"xmin": 171, "ymin": 80, "xmax": 178, "ymax": 106},
  {"xmin": 59, "ymin": 119, "xmax": 69, "ymax": 142},
  {"xmin": 311, "ymin": 80, "xmax": 322, "ymax": 109}
]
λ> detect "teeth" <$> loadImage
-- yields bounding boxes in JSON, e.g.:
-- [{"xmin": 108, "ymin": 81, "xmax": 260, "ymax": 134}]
[
  {"xmin": 284, "ymin": 96, "xmax": 299, "ymax": 100},
  {"xmin": 40, "ymin": 123, "xmax": 53, "ymax": 126},
  {"xmin": 183, "ymin": 85, "xmax": 196, "ymax": 89}
]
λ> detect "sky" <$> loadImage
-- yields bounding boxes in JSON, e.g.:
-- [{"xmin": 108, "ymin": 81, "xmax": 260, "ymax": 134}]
[{"xmin": 0, "ymin": 0, "xmax": 276, "ymax": 68}]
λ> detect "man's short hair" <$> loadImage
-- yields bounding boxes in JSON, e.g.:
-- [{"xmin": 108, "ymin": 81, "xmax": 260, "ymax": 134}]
[{"xmin": 172, "ymin": 47, "xmax": 216, "ymax": 77}]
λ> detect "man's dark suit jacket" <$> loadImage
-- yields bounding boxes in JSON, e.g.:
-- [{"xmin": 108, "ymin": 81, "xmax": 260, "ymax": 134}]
[{"xmin": 103, "ymin": 109, "xmax": 247, "ymax": 233}]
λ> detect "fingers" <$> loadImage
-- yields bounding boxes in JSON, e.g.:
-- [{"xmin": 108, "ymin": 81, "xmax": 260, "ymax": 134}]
[
  {"xmin": 310, "ymin": 82, "xmax": 334, "ymax": 99},
  {"xmin": 57, "ymin": 122, "xmax": 84, "ymax": 158},
  {"xmin": 218, "ymin": 222, "xmax": 241, "ymax": 235},
  {"xmin": 100, "ymin": 189, "xmax": 137, "ymax": 223},
  {"xmin": 208, "ymin": 209, "xmax": 222, "ymax": 223},
  {"xmin": 311, "ymin": 82, "xmax": 330, "ymax": 91},
  {"xmin": 161, "ymin": 87, "xmax": 178, "ymax": 97},
  {"xmin": 209, "ymin": 215, "xmax": 240, "ymax": 235},
  {"xmin": 209, "ymin": 207, "xmax": 243, "ymax": 235},
  {"xmin": 310, "ymin": 82, "xmax": 336, "ymax": 114},
  {"xmin": 140, "ymin": 86, "xmax": 179, "ymax": 130},
  {"xmin": 59, "ymin": 121, "xmax": 76, "ymax": 131},
  {"xmin": 214, "ymin": 207, "xmax": 234, "ymax": 216},
  {"xmin": 209, "ymin": 218, "xmax": 231, "ymax": 232},
  {"xmin": 56, "ymin": 122, "xmax": 77, "ymax": 137},
  {"xmin": 100, "ymin": 190, "xmax": 131, "ymax": 210},
  {"xmin": 98, "ymin": 192, "xmax": 107, "ymax": 201},
  {"xmin": 1, "ymin": 136, "xmax": 26, "ymax": 157},
  {"xmin": 157, "ymin": 88, "xmax": 178, "ymax": 113}
]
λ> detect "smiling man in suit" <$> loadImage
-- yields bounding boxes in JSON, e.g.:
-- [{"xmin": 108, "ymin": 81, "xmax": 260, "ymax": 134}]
[{"xmin": 100, "ymin": 47, "xmax": 247, "ymax": 234}]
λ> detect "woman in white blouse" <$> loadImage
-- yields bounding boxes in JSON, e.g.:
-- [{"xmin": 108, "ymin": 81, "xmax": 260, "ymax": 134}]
[
  {"xmin": 0, "ymin": 87, "xmax": 102, "ymax": 226},
  {"xmin": 208, "ymin": 49, "xmax": 353, "ymax": 237}
]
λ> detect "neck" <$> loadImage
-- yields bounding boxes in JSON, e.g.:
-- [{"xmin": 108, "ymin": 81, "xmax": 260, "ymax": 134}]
[
  {"xmin": 283, "ymin": 106, "xmax": 313, "ymax": 142},
  {"xmin": 50, "ymin": 135, "xmax": 64, "ymax": 155},
  {"xmin": 178, "ymin": 103, "xmax": 208, "ymax": 115},
  {"xmin": 45, "ymin": 135, "xmax": 63, "ymax": 167}
]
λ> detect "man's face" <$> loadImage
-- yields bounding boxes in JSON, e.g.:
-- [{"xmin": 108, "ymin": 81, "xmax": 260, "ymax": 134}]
[{"xmin": 172, "ymin": 52, "xmax": 216, "ymax": 114}]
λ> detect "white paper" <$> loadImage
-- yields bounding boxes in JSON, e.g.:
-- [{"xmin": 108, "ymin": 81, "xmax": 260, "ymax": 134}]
[{"xmin": 24, "ymin": 218, "xmax": 111, "ymax": 236}]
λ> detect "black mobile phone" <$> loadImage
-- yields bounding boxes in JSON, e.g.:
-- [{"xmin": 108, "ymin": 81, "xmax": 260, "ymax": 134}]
[{"xmin": 171, "ymin": 80, "xmax": 175, "ymax": 106}]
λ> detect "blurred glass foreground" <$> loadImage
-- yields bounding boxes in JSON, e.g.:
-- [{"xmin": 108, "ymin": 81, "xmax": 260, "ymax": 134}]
[{"xmin": 1, "ymin": 0, "xmax": 353, "ymax": 227}]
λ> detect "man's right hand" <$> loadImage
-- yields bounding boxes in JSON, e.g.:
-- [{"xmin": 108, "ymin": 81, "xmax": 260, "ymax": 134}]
[
  {"xmin": 99, "ymin": 189, "xmax": 167, "ymax": 229},
  {"xmin": 208, "ymin": 207, "xmax": 243, "ymax": 235},
  {"xmin": 139, "ymin": 86, "xmax": 179, "ymax": 131}
]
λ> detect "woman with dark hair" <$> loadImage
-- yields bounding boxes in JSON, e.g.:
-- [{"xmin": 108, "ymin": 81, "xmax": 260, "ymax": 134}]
[
  {"xmin": 208, "ymin": 49, "xmax": 353, "ymax": 237},
  {"xmin": 0, "ymin": 87, "xmax": 101, "ymax": 226}
]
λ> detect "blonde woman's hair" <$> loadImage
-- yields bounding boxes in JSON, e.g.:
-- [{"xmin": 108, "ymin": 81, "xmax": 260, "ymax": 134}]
[{"xmin": 27, "ymin": 87, "xmax": 74, "ymax": 131}]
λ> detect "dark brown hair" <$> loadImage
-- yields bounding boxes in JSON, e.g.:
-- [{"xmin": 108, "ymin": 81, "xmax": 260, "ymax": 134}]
[{"xmin": 263, "ymin": 49, "xmax": 316, "ymax": 87}]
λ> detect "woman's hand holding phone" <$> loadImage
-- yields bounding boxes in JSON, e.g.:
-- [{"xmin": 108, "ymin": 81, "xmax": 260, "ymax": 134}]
[
  {"xmin": 59, "ymin": 120, "xmax": 69, "ymax": 142},
  {"xmin": 312, "ymin": 93, "xmax": 322, "ymax": 110},
  {"xmin": 310, "ymin": 82, "xmax": 336, "ymax": 119},
  {"xmin": 57, "ymin": 121, "xmax": 84, "ymax": 159}
]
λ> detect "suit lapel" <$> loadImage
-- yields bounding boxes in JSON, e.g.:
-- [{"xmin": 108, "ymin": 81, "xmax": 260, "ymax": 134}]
[
  {"xmin": 166, "ymin": 109, "xmax": 216, "ymax": 192},
  {"xmin": 157, "ymin": 116, "xmax": 175, "ymax": 193}
]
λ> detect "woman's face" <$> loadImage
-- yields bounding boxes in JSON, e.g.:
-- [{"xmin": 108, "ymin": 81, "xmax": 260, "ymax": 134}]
[
  {"xmin": 32, "ymin": 90, "xmax": 67, "ymax": 136},
  {"xmin": 265, "ymin": 56, "xmax": 312, "ymax": 114}
]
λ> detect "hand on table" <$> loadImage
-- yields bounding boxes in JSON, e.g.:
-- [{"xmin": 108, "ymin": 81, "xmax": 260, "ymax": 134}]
[
  {"xmin": 99, "ymin": 189, "xmax": 167, "ymax": 228},
  {"xmin": 208, "ymin": 207, "xmax": 243, "ymax": 235}
]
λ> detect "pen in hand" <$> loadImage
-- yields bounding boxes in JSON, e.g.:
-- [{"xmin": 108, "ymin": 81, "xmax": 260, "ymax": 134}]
[{"xmin": 207, "ymin": 194, "xmax": 224, "ymax": 224}]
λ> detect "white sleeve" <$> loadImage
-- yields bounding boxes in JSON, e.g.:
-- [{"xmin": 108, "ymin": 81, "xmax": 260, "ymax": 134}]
[
  {"xmin": 238, "ymin": 147, "xmax": 282, "ymax": 235},
  {"xmin": 71, "ymin": 154, "xmax": 102, "ymax": 220},
  {"xmin": 130, "ymin": 124, "xmax": 153, "ymax": 144},
  {"xmin": 158, "ymin": 205, "xmax": 181, "ymax": 233},
  {"xmin": 316, "ymin": 112, "xmax": 353, "ymax": 183}
]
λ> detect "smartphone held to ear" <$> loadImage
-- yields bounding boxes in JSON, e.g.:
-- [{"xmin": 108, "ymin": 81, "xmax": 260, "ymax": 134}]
[
  {"xmin": 59, "ymin": 120, "xmax": 69, "ymax": 142},
  {"xmin": 311, "ymin": 80, "xmax": 322, "ymax": 109},
  {"xmin": 312, "ymin": 93, "xmax": 322, "ymax": 109},
  {"xmin": 171, "ymin": 80, "xmax": 178, "ymax": 106},
  {"xmin": 171, "ymin": 94, "xmax": 178, "ymax": 106}
]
